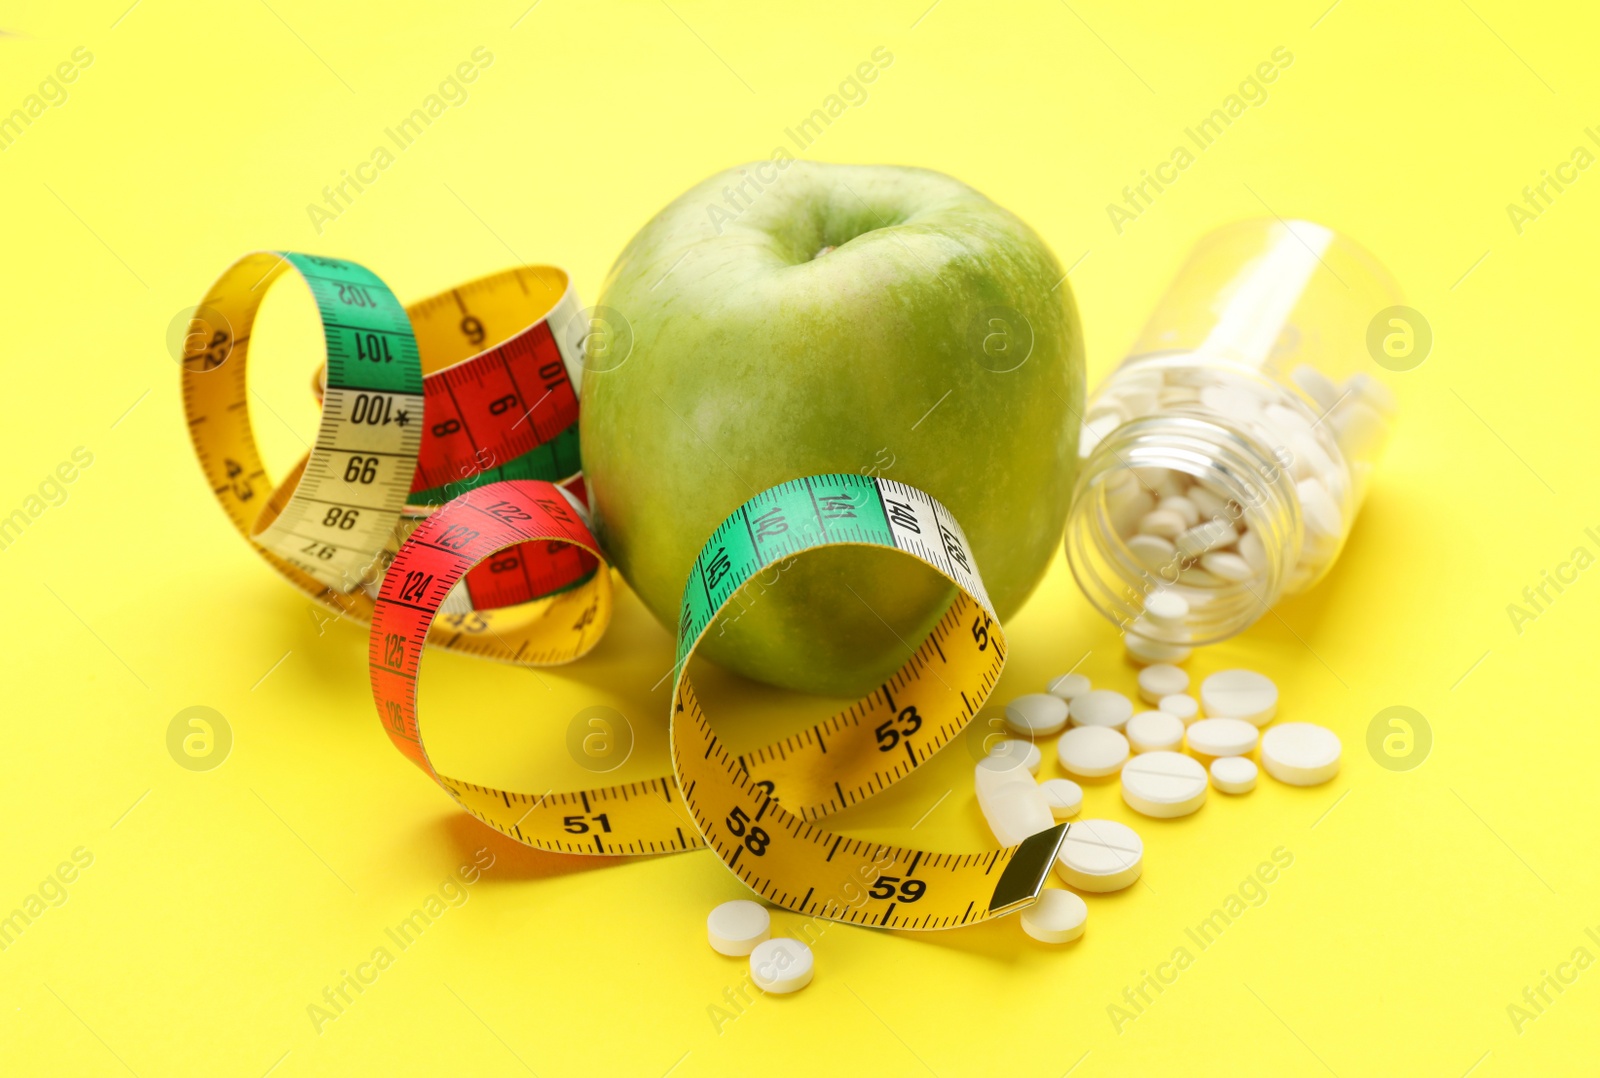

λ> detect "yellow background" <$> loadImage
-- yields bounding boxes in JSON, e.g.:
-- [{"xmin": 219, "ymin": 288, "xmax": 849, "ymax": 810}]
[{"xmin": 2, "ymin": 0, "xmax": 1595, "ymax": 1074}]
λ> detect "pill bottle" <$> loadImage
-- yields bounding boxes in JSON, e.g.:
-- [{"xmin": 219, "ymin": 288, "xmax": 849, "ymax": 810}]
[{"xmin": 1064, "ymin": 218, "xmax": 1403, "ymax": 648}]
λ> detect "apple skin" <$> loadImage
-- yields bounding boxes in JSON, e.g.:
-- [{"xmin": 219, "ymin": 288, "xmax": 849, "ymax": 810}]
[{"xmin": 580, "ymin": 162, "xmax": 1083, "ymax": 697}]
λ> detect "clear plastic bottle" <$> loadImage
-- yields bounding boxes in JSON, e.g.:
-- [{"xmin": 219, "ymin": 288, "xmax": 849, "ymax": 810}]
[{"xmin": 1065, "ymin": 218, "xmax": 1403, "ymax": 652}]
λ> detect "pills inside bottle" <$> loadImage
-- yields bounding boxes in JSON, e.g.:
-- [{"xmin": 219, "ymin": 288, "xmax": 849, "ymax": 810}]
[{"xmin": 1065, "ymin": 219, "xmax": 1404, "ymax": 645}]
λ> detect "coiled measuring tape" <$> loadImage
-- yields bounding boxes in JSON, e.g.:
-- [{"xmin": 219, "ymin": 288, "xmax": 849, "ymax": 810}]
[
  {"xmin": 184, "ymin": 250, "xmax": 1067, "ymax": 929},
  {"xmin": 181, "ymin": 251, "xmax": 593, "ymax": 639},
  {"xmin": 369, "ymin": 474, "xmax": 1067, "ymax": 930}
]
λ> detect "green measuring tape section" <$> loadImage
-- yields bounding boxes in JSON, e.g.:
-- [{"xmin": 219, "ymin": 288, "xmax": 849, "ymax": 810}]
[{"xmin": 287, "ymin": 252, "xmax": 423, "ymax": 397}]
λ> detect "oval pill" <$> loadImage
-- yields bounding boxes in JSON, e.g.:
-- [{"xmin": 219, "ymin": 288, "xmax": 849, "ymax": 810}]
[
  {"xmin": 1209, "ymin": 755, "xmax": 1258, "ymax": 794},
  {"xmin": 1056, "ymin": 725, "xmax": 1130, "ymax": 778},
  {"xmin": 1199, "ymin": 669, "xmax": 1279, "ymax": 726},
  {"xmin": 1069, "ymin": 689, "xmax": 1134, "ymax": 730},
  {"xmin": 1186, "ymin": 717, "xmax": 1259, "ymax": 758},
  {"xmin": 1137, "ymin": 663, "xmax": 1189, "ymax": 705},
  {"xmin": 1125, "ymin": 710, "xmax": 1185, "ymax": 753},
  {"xmin": 1004, "ymin": 693, "xmax": 1070, "ymax": 737},
  {"xmin": 1021, "ymin": 889, "xmax": 1088, "ymax": 944},
  {"xmin": 1055, "ymin": 818, "xmax": 1143, "ymax": 893},
  {"xmin": 707, "ymin": 900, "xmax": 771, "ymax": 956},
  {"xmin": 1260, "ymin": 723, "xmax": 1342, "ymax": 786},
  {"xmin": 1120, "ymin": 751, "xmax": 1208, "ymax": 818},
  {"xmin": 750, "ymin": 937, "xmax": 813, "ymax": 994}
]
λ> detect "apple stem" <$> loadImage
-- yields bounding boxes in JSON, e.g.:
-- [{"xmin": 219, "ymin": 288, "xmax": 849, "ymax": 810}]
[{"xmin": 813, "ymin": 245, "xmax": 836, "ymax": 259}]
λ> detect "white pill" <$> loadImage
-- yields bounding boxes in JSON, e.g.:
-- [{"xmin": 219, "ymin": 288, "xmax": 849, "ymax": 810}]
[
  {"xmin": 1069, "ymin": 689, "xmax": 1134, "ymax": 730},
  {"xmin": 749, "ymin": 937, "xmax": 813, "ymax": 993},
  {"xmin": 1138, "ymin": 508, "xmax": 1187, "ymax": 540},
  {"xmin": 1121, "ymin": 751, "xmax": 1209, "ymax": 818},
  {"xmin": 1020, "ymin": 889, "xmax": 1088, "ymax": 943},
  {"xmin": 1133, "ymin": 466, "xmax": 1183, "ymax": 498},
  {"xmin": 1056, "ymin": 725, "xmax": 1130, "ymax": 778},
  {"xmin": 1158, "ymin": 693, "xmax": 1199, "ymax": 724},
  {"xmin": 1143, "ymin": 590, "xmax": 1189, "ymax": 628},
  {"xmin": 1157, "ymin": 495, "xmax": 1200, "ymax": 528},
  {"xmin": 1209, "ymin": 756, "xmax": 1258, "ymax": 794},
  {"xmin": 1186, "ymin": 717, "xmax": 1260, "ymax": 758},
  {"xmin": 1128, "ymin": 534, "xmax": 1177, "ymax": 572},
  {"xmin": 1054, "ymin": 818, "xmax": 1143, "ymax": 892},
  {"xmin": 1124, "ymin": 631, "xmax": 1192, "ymax": 666},
  {"xmin": 988, "ymin": 738, "xmax": 1042, "ymax": 775},
  {"xmin": 707, "ymin": 900, "xmax": 771, "ymax": 956},
  {"xmin": 1176, "ymin": 520, "xmax": 1239, "ymax": 558},
  {"xmin": 1295, "ymin": 477, "xmax": 1343, "ymax": 539},
  {"xmin": 1107, "ymin": 485, "xmax": 1156, "ymax": 537},
  {"xmin": 977, "ymin": 778, "xmax": 1055, "ymax": 845},
  {"xmin": 1199, "ymin": 669, "xmax": 1279, "ymax": 726},
  {"xmin": 1004, "ymin": 693, "xmax": 1070, "ymax": 737},
  {"xmin": 1291, "ymin": 364, "xmax": 1341, "ymax": 411},
  {"xmin": 1187, "ymin": 485, "xmax": 1229, "ymax": 519},
  {"xmin": 1038, "ymin": 778, "xmax": 1084, "ymax": 819},
  {"xmin": 1125, "ymin": 711, "xmax": 1186, "ymax": 754},
  {"xmin": 1260, "ymin": 723, "xmax": 1342, "ymax": 786},
  {"xmin": 1137, "ymin": 663, "xmax": 1189, "ymax": 704},
  {"xmin": 1237, "ymin": 528, "xmax": 1268, "ymax": 574},
  {"xmin": 1046, "ymin": 673, "xmax": 1091, "ymax": 701},
  {"xmin": 1200, "ymin": 382, "xmax": 1264, "ymax": 421},
  {"xmin": 1200, "ymin": 551, "xmax": 1254, "ymax": 582}
]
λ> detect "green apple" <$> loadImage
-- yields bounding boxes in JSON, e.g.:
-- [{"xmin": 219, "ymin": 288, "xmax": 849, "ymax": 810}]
[{"xmin": 580, "ymin": 161, "xmax": 1083, "ymax": 697}]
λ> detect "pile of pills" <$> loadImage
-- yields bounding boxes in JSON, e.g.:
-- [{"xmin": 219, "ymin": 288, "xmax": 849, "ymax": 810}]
[
  {"xmin": 976, "ymin": 659, "xmax": 1342, "ymax": 945},
  {"xmin": 1084, "ymin": 362, "xmax": 1395, "ymax": 620},
  {"xmin": 700, "ymin": 662, "xmax": 1343, "ymax": 963}
]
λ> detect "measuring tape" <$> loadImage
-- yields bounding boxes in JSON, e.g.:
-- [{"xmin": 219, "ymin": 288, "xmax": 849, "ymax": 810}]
[
  {"xmin": 369, "ymin": 473, "xmax": 1067, "ymax": 930},
  {"xmin": 181, "ymin": 252, "xmax": 591, "ymax": 637},
  {"xmin": 185, "ymin": 250, "xmax": 1067, "ymax": 929}
]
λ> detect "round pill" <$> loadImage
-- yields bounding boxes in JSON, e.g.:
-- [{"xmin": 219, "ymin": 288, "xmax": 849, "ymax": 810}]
[
  {"xmin": 707, "ymin": 900, "xmax": 771, "ymax": 956},
  {"xmin": 1004, "ymin": 693, "xmax": 1070, "ymax": 737},
  {"xmin": 1056, "ymin": 725, "xmax": 1130, "ymax": 778},
  {"xmin": 1143, "ymin": 590, "xmax": 1189, "ymax": 628},
  {"xmin": 1124, "ymin": 631, "xmax": 1192, "ymax": 666},
  {"xmin": 1038, "ymin": 778, "xmax": 1084, "ymax": 819},
  {"xmin": 989, "ymin": 738, "xmax": 1042, "ymax": 776},
  {"xmin": 749, "ymin": 937, "xmax": 813, "ymax": 994},
  {"xmin": 1125, "ymin": 710, "xmax": 1185, "ymax": 753},
  {"xmin": 1046, "ymin": 673, "xmax": 1091, "ymax": 701},
  {"xmin": 1020, "ymin": 889, "xmax": 1088, "ymax": 944},
  {"xmin": 1209, "ymin": 756, "xmax": 1258, "ymax": 794},
  {"xmin": 1055, "ymin": 818, "xmax": 1143, "ymax": 892},
  {"xmin": 1120, "ymin": 751, "xmax": 1208, "ymax": 818},
  {"xmin": 1158, "ymin": 693, "xmax": 1199, "ymax": 724},
  {"xmin": 1186, "ymin": 717, "xmax": 1260, "ymax": 758},
  {"xmin": 1137, "ymin": 663, "xmax": 1189, "ymax": 705},
  {"xmin": 1260, "ymin": 723, "xmax": 1342, "ymax": 786},
  {"xmin": 1199, "ymin": 669, "xmax": 1279, "ymax": 726},
  {"xmin": 1069, "ymin": 689, "xmax": 1134, "ymax": 730}
]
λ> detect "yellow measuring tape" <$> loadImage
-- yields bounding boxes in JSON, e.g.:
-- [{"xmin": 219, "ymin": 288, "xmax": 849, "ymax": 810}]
[{"xmin": 185, "ymin": 252, "xmax": 1067, "ymax": 930}]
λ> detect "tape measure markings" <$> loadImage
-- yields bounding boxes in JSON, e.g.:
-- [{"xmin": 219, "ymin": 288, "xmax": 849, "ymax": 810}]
[{"xmin": 368, "ymin": 475, "xmax": 1065, "ymax": 929}]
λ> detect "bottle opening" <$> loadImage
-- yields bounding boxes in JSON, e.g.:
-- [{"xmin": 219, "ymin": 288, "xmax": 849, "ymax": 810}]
[{"xmin": 1065, "ymin": 413, "xmax": 1303, "ymax": 647}]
